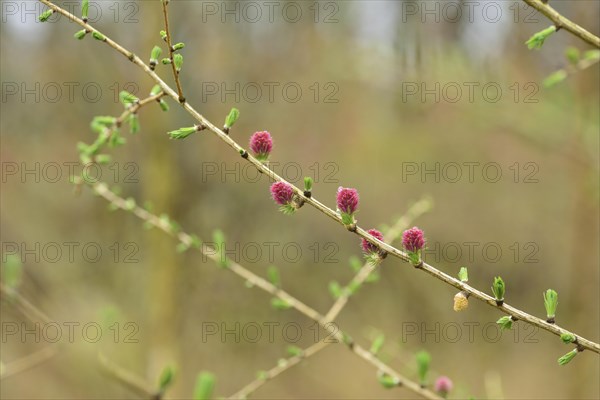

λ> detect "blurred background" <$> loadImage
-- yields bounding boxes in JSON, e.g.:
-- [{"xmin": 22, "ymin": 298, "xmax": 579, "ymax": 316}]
[{"xmin": 1, "ymin": 1, "xmax": 599, "ymax": 399}]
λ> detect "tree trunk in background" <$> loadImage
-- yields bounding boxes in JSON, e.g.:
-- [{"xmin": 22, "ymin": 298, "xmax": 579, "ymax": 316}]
[
  {"xmin": 139, "ymin": 4, "xmax": 181, "ymax": 384},
  {"xmin": 567, "ymin": 101, "xmax": 599, "ymax": 398}
]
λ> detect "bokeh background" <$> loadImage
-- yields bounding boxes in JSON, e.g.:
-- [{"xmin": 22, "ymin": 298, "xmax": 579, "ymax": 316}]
[{"xmin": 1, "ymin": 1, "xmax": 599, "ymax": 399}]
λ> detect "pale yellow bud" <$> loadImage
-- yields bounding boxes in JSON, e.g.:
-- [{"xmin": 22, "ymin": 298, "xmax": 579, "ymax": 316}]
[{"xmin": 453, "ymin": 291, "xmax": 469, "ymax": 312}]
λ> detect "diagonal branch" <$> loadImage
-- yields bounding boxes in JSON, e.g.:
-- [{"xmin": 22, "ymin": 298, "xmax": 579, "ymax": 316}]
[
  {"xmin": 0, "ymin": 284, "xmax": 158, "ymax": 397},
  {"xmin": 91, "ymin": 181, "xmax": 441, "ymax": 400},
  {"xmin": 228, "ymin": 340, "xmax": 331, "ymax": 400},
  {"xmin": 0, "ymin": 346, "xmax": 57, "ymax": 380},
  {"xmin": 521, "ymin": 0, "xmax": 600, "ymax": 48},
  {"xmin": 324, "ymin": 197, "xmax": 432, "ymax": 322},
  {"xmin": 37, "ymin": 0, "xmax": 600, "ymax": 355},
  {"xmin": 229, "ymin": 198, "xmax": 432, "ymax": 399}
]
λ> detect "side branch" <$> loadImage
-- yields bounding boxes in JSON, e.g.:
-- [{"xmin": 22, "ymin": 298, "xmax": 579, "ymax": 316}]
[{"xmin": 160, "ymin": 0, "xmax": 185, "ymax": 102}]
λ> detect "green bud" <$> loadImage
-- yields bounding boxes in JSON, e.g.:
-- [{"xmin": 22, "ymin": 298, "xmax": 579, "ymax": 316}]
[
  {"xmin": 370, "ymin": 334, "xmax": 385, "ymax": 355},
  {"xmin": 303, "ymin": 176, "xmax": 313, "ymax": 192},
  {"xmin": 560, "ymin": 333, "xmax": 576, "ymax": 344},
  {"xmin": 458, "ymin": 266, "xmax": 468, "ymax": 282},
  {"xmin": 415, "ymin": 350, "xmax": 431, "ymax": 386},
  {"xmin": 543, "ymin": 70, "xmax": 568, "ymax": 88},
  {"xmin": 193, "ymin": 371, "xmax": 215, "ymax": 400},
  {"xmin": 348, "ymin": 255, "xmax": 362, "ymax": 272},
  {"xmin": 491, "ymin": 276, "xmax": 505, "ymax": 303},
  {"xmin": 2, "ymin": 255, "xmax": 22, "ymax": 290},
  {"xmin": 189, "ymin": 234, "xmax": 201, "ymax": 249},
  {"xmin": 74, "ymin": 29, "xmax": 87, "ymax": 40},
  {"xmin": 159, "ymin": 99, "xmax": 170, "ymax": 112},
  {"xmin": 172, "ymin": 42, "xmax": 185, "ymax": 51},
  {"xmin": 38, "ymin": 10, "xmax": 54, "ymax": 22},
  {"xmin": 565, "ymin": 47, "xmax": 580, "ymax": 64},
  {"xmin": 328, "ymin": 281, "xmax": 342, "ymax": 299},
  {"xmin": 82, "ymin": 0, "xmax": 89, "ymax": 19},
  {"xmin": 128, "ymin": 114, "xmax": 140, "ymax": 134},
  {"xmin": 124, "ymin": 197, "xmax": 136, "ymax": 211},
  {"xmin": 173, "ymin": 53, "xmax": 183, "ymax": 72},
  {"xmin": 95, "ymin": 154, "xmax": 111, "ymax": 164},
  {"xmin": 224, "ymin": 107, "xmax": 240, "ymax": 129},
  {"xmin": 256, "ymin": 370, "xmax": 268, "ymax": 380},
  {"xmin": 119, "ymin": 91, "xmax": 139, "ymax": 106},
  {"xmin": 90, "ymin": 116, "xmax": 116, "ymax": 132},
  {"xmin": 496, "ymin": 316, "xmax": 513, "ymax": 330},
  {"xmin": 525, "ymin": 25, "xmax": 556, "ymax": 50},
  {"xmin": 109, "ymin": 131, "xmax": 126, "ymax": 148},
  {"xmin": 338, "ymin": 333, "xmax": 352, "ymax": 347},
  {"xmin": 341, "ymin": 212, "xmax": 355, "ymax": 226},
  {"xmin": 158, "ymin": 365, "xmax": 176, "ymax": 392},
  {"xmin": 286, "ymin": 345, "xmax": 302, "ymax": 357},
  {"xmin": 175, "ymin": 242, "xmax": 190, "ymax": 253},
  {"xmin": 167, "ymin": 126, "xmax": 198, "ymax": 140},
  {"xmin": 267, "ymin": 265, "xmax": 280, "ymax": 287},
  {"xmin": 378, "ymin": 372, "xmax": 400, "ymax": 389},
  {"xmin": 271, "ymin": 298, "xmax": 292, "ymax": 310},
  {"xmin": 212, "ymin": 229, "xmax": 229, "ymax": 268},
  {"xmin": 543, "ymin": 289, "xmax": 558, "ymax": 322},
  {"xmin": 150, "ymin": 84, "xmax": 162, "ymax": 96},
  {"xmin": 77, "ymin": 141, "xmax": 92, "ymax": 155},
  {"xmin": 583, "ymin": 49, "xmax": 600, "ymax": 61},
  {"xmin": 160, "ymin": 30, "xmax": 168, "ymax": 41},
  {"xmin": 92, "ymin": 31, "xmax": 106, "ymax": 41},
  {"xmin": 557, "ymin": 349, "xmax": 578, "ymax": 366},
  {"xmin": 161, "ymin": 58, "xmax": 172, "ymax": 65},
  {"xmin": 150, "ymin": 45, "xmax": 162, "ymax": 65}
]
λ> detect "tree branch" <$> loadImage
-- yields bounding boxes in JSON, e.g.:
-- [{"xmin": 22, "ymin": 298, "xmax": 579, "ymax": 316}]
[
  {"xmin": 521, "ymin": 0, "xmax": 600, "ymax": 48},
  {"xmin": 91, "ymin": 181, "xmax": 441, "ymax": 400},
  {"xmin": 37, "ymin": 0, "xmax": 600, "ymax": 355}
]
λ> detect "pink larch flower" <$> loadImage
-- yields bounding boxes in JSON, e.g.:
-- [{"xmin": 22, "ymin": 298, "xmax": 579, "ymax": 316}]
[
  {"xmin": 336, "ymin": 187, "xmax": 359, "ymax": 215},
  {"xmin": 249, "ymin": 131, "xmax": 273, "ymax": 161},
  {"xmin": 402, "ymin": 226, "xmax": 425, "ymax": 252},
  {"xmin": 434, "ymin": 376, "xmax": 453, "ymax": 397},
  {"xmin": 270, "ymin": 181, "xmax": 294, "ymax": 206},
  {"xmin": 361, "ymin": 229, "xmax": 384, "ymax": 254}
]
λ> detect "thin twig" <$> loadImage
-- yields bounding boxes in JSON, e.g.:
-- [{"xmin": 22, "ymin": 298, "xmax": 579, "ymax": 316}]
[
  {"xmin": 521, "ymin": 0, "xmax": 600, "ymax": 48},
  {"xmin": 98, "ymin": 352, "xmax": 159, "ymax": 399},
  {"xmin": 0, "ymin": 285, "xmax": 52, "ymax": 325},
  {"xmin": 228, "ymin": 340, "xmax": 330, "ymax": 400},
  {"xmin": 0, "ymin": 346, "xmax": 58, "ymax": 380},
  {"xmin": 160, "ymin": 0, "xmax": 185, "ymax": 102},
  {"xmin": 37, "ymin": 0, "xmax": 600, "ymax": 355}
]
